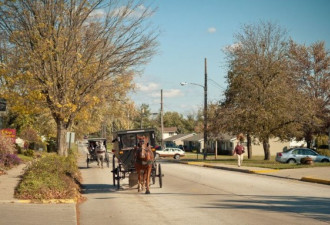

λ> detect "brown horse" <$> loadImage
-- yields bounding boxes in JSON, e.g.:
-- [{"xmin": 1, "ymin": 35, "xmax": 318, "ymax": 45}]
[{"xmin": 134, "ymin": 138, "xmax": 154, "ymax": 194}]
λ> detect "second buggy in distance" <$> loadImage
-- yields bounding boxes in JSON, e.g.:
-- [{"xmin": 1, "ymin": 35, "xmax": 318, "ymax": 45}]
[{"xmin": 86, "ymin": 138, "xmax": 110, "ymax": 168}]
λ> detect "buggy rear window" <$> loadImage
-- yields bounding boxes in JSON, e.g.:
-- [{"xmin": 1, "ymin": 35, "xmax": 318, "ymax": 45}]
[{"xmin": 118, "ymin": 132, "xmax": 155, "ymax": 150}]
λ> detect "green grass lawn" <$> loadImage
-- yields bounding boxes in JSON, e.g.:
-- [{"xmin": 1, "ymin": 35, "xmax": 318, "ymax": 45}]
[
  {"xmin": 17, "ymin": 153, "xmax": 35, "ymax": 162},
  {"xmin": 180, "ymin": 152, "xmax": 330, "ymax": 169}
]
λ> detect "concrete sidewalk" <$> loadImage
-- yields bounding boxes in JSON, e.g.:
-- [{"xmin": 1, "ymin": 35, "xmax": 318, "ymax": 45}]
[
  {"xmin": 0, "ymin": 164, "xmax": 77, "ymax": 225},
  {"xmin": 181, "ymin": 161, "xmax": 330, "ymax": 185}
]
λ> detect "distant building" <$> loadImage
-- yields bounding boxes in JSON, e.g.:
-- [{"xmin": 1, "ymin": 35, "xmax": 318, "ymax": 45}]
[
  {"xmin": 289, "ymin": 138, "xmax": 307, "ymax": 148},
  {"xmin": 163, "ymin": 133, "xmax": 195, "ymax": 148},
  {"xmin": 207, "ymin": 134, "xmax": 290, "ymax": 156},
  {"xmin": 208, "ymin": 133, "xmax": 236, "ymax": 155},
  {"xmin": 183, "ymin": 133, "xmax": 204, "ymax": 152},
  {"xmin": 162, "ymin": 127, "xmax": 178, "ymax": 140}
]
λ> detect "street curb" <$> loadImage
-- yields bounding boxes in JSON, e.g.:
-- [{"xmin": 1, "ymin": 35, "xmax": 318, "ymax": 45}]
[
  {"xmin": 0, "ymin": 199, "xmax": 76, "ymax": 204},
  {"xmin": 301, "ymin": 177, "xmax": 330, "ymax": 185},
  {"xmin": 179, "ymin": 161, "xmax": 330, "ymax": 186},
  {"xmin": 184, "ymin": 161, "xmax": 251, "ymax": 173},
  {"xmin": 249, "ymin": 169, "xmax": 279, "ymax": 174},
  {"xmin": 203, "ymin": 164, "xmax": 251, "ymax": 173}
]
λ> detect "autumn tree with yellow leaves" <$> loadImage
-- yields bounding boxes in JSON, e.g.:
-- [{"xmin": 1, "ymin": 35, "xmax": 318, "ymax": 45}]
[{"xmin": 0, "ymin": 0, "xmax": 158, "ymax": 156}]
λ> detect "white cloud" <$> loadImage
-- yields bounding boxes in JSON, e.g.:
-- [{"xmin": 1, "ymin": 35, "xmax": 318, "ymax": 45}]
[
  {"xmin": 89, "ymin": 9, "xmax": 106, "ymax": 19},
  {"xmin": 137, "ymin": 5, "xmax": 146, "ymax": 11},
  {"xmin": 164, "ymin": 89, "xmax": 183, "ymax": 98},
  {"xmin": 151, "ymin": 89, "xmax": 183, "ymax": 98},
  {"xmin": 208, "ymin": 27, "xmax": 216, "ymax": 33},
  {"xmin": 136, "ymin": 82, "xmax": 159, "ymax": 92},
  {"xmin": 112, "ymin": 4, "xmax": 152, "ymax": 18},
  {"xmin": 224, "ymin": 42, "xmax": 242, "ymax": 53}
]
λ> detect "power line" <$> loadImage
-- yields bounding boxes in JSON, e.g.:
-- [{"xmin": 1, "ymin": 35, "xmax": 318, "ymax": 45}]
[{"xmin": 208, "ymin": 78, "xmax": 225, "ymax": 90}]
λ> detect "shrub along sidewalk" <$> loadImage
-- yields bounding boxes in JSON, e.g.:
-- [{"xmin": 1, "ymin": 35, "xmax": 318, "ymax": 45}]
[{"xmin": 15, "ymin": 153, "xmax": 82, "ymax": 202}]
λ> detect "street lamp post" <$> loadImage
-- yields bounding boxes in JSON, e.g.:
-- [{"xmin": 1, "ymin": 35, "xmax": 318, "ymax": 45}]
[
  {"xmin": 140, "ymin": 106, "xmax": 145, "ymax": 129},
  {"xmin": 181, "ymin": 58, "xmax": 208, "ymax": 160},
  {"xmin": 161, "ymin": 89, "xmax": 164, "ymax": 149},
  {"xmin": 203, "ymin": 58, "xmax": 208, "ymax": 160}
]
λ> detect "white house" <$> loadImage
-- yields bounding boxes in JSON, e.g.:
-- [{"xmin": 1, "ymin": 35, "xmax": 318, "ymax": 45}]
[
  {"xmin": 162, "ymin": 127, "xmax": 178, "ymax": 140},
  {"xmin": 183, "ymin": 133, "xmax": 204, "ymax": 152},
  {"xmin": 163, "ymin": 133, "xmax": 195, "ymax": 148},
  {"xmin": 208, "ymin": 134, "xmax": 291, "ymax": 156}
]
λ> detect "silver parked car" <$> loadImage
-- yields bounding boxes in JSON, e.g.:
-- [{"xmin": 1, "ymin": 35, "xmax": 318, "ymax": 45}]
[{"xmin": 276, "ymin": 147, "xmax": 330, "ymax": 164}]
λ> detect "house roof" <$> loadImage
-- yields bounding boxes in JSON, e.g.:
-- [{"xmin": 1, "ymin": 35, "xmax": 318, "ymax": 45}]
[
  {"xmin": 162, "ymin": 127, "xmax": 177, "ymax": 133},
  {"xmin": 217, "ymin": 133, "xmax": 236, "ymax": 141},
  {"xmin": 183, "ymin": 133, "xmax": 204, "ymax": 142},
  {"xmin": 163, "ymin": 133, "xmax": 195, "ymax": 142}
]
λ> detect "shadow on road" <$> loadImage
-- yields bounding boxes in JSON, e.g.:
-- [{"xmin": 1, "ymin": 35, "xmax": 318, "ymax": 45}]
[
  {"xmin": 201, "ymin": 195, "xmax": 330, "ymax": 222},
  {"xmin": 82, "ymin": 184, "xmax": 117, "ymax": 194}
]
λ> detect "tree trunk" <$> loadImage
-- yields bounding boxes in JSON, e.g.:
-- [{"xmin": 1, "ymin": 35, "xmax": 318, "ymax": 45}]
[
  {"xmin": 263, "ymin": 138, "xmax": 270, "ymax": 160},
  {"xmin": 247, "ymin": 133, "xmax": 252, "ymax": 159},
  {"xmin": 56, "ymin": 122, "xmax": 68, "ymax": 156},
  {"xmin": 306, "ymin": 133, "xmax": 313, "ymax": 148},
  {"xmin": 305, "ymin": 130, "xmax": 313, "ymax": 148}
]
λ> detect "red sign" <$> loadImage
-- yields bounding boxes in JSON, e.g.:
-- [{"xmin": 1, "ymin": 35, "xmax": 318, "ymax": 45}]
[{"xmin": 0, "ymin": 129, "xmax": 16, "ymax": 143}]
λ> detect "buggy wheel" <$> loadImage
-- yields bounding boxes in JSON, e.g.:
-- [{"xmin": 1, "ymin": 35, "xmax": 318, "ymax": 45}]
[
  {"xmin": 117, "ymin": 164, "xmax": 121, "ymax": 189},
  {"xmin": 112, "ymin": 155, "xmax": 116, "ymax": 186},
  {"xmin": 106, "ymin": 153, "xmax": 110, "ymax": 168},
  {"xmin": 87, "ymin": 154, "xmax": 90, "ymax": 168},
  {"xmin": 158, "ymin": 163, "xmax": 162, "ymax": 188},
  {"xmin": 151, "ymin": 164, "xmax": 156, "ymax": 184}
]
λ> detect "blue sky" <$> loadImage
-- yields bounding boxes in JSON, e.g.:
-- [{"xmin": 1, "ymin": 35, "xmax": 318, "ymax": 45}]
[{"xmin": 130, "ymin": 0, "xmax": 330, "ymax": 116}]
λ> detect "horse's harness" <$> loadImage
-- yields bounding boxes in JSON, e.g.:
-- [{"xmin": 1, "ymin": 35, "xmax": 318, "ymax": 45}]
[{"xmin": 135, "ymin": 147, "xmax": 154, "ymax": 166}]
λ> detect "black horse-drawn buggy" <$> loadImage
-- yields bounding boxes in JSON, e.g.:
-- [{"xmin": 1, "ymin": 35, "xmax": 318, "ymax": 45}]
[
  {"xmin": 111, "ymin": 128, "xmax": 163, "ymax": 191},
  {"xmin": 86, "ymin": 138, "xmax": 110, "ymax": 168}
]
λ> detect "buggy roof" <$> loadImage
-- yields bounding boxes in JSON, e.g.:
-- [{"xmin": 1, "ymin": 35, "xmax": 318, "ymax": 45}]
[
  {"xmin": 87, "ymin": 138, "xmax": 106, "ymax": 142},
  {"xmin": 114, "ymin": 128, "xmax": 155, "ymax": 135}
]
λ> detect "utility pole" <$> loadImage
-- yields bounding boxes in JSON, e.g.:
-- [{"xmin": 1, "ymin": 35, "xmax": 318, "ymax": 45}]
[
  {"xmin": 101, "ymin": 124, "xmax": 106, "ymax": 138},
  {"xmin": 328, "ymin": 127, "xmax": 330, "ymax": 150},
  {"xmin": 203, "ymin": 58, "xmax": 208, "ymax": 160},
  {"xmin": 161, "ymin": 89, "xmax": 164, "ymax": 148},
  {"xmin": 140, "ymin": 106, "xmax": 144, "ymax": 129},
  {"xmin": 179, "ymin": 58, "xmax": 208, "ymax": 159}
]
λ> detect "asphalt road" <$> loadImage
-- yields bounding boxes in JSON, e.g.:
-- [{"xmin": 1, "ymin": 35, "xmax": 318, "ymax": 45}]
[{"xmin": 77, "ymin": 143, "xmax": 330, "ymax": 225}]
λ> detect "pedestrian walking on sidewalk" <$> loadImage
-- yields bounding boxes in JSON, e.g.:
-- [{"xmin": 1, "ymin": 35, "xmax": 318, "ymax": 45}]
[{"xmin": 234, "ymin": 142, "xmax": 245, "ymax": 167}]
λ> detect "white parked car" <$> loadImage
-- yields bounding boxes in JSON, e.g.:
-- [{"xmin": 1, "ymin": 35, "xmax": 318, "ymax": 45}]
[{"xmin": 156, "ymin": 148, "xmax": 185, "ymax": 159}]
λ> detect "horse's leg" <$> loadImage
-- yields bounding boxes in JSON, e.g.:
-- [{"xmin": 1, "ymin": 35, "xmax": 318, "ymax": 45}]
[
  {"xmin": 137, "ymin": 170, "xmax": 140, "ymax": 192},
  {"xmin": 145, "ymin": 166, "xmax": 152, "ymax": 194},
  {"xmin": 136, "ymin": 167, "xmax": 141, "ymax": 192},
  {"xmin": 141, "ymin": 168, "xmax": 146, "ymax": 191}
]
